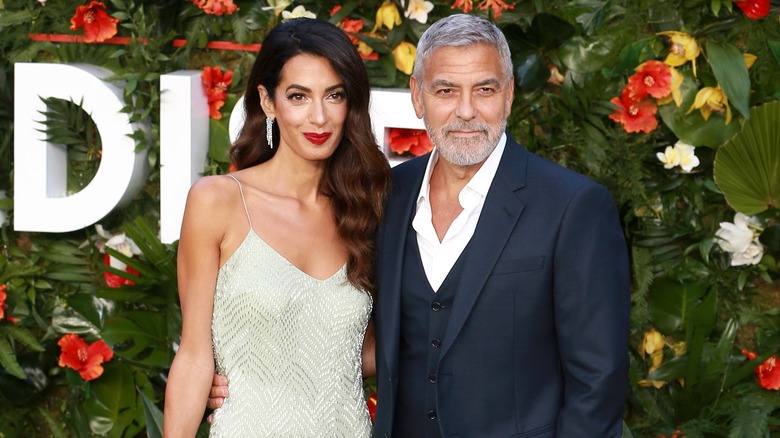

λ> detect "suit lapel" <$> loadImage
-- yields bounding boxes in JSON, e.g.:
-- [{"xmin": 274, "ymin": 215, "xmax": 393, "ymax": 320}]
[{"xmin": 438, "ymin": 139, "xmax": 529, "ymax": 359}]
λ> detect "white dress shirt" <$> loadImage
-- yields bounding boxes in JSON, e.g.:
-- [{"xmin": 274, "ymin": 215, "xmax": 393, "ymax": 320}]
[{"xmin": 412, "ymin": 133, "xmax": 507, "ymax": 291}]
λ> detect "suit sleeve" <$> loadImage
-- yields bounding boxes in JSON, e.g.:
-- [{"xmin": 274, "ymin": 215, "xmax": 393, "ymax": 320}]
[{"xmin": 552, "ymin": 183, "xmax": 630, "ymax": 437}]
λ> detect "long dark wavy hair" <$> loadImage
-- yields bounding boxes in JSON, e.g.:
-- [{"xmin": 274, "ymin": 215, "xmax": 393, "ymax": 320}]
[{"xmin": 231, "ymin": 18, "xmax": 391, "ymax": 295}]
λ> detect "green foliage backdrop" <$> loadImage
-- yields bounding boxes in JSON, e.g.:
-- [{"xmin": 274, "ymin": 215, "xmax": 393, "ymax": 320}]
[{"xmin": 0, "ymin": 0, "xmax": 779, "ymax": 436}]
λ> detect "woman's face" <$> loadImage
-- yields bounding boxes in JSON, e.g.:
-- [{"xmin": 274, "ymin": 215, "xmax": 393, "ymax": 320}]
[{"xmin": 260, "ymin": 54, "xmax": 348, "ymax": 164}]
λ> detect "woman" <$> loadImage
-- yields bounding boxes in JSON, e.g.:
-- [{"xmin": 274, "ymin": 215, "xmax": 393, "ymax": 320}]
[{"xmin": 163, "ymin": 18, "xmax": 391, "ymax": 437}]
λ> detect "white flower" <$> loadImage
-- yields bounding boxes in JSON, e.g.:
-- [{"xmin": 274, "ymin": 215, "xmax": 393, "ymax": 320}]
[
  {"xmin": 261, "ymin": 0, "xmax": 292, "ymax": 16},
  {"xmin": 715, "ymin": 213, "xmax": 764, "ymax": 266},
  {"xmin": 675, "ymin": 141, "xmax": 700, "ymax": 172},
  {"xmin": 281, "ymin": 5, "xmax": 316, "ymax": 20},
  {"xmin": 37, "ymin": 0, "xmax": 47, "ymax": 5},
  {"xmin": 405, "ymin": 0, "xmax": 434, "ymax": 23},
  {"xmin": 95, "ymin": 225, "xmax": 141, "ymax": 271},
  {"xmin": 656, "ymin": 140, "xmax": 700, "ymax": 172},
  {"xmin": 730, "ymin": 240, "xmax": 764, "ymax": 266},
  {"xmin": 656, "ymin": 145, "xmax": 680, "ymax": 169}
]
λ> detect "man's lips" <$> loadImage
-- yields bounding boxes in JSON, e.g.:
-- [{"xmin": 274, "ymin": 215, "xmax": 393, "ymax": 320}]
[{"xmin": 303, "ymin": 132, "xmax": 332, "ymax": 145}]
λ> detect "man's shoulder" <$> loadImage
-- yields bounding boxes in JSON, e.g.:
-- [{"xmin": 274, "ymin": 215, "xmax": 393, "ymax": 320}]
[{"xmin": 504, "ymin": 137, "xmax": 605, "ymax": 193}]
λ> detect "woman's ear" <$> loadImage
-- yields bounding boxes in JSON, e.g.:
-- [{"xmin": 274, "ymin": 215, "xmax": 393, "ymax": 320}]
[{"xmin": 257, "ymin": 85, "xmax": 275, "ymax": 119}]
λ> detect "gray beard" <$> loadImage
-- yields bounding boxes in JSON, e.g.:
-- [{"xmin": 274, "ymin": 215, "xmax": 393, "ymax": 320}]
[{"xmin": 423, "ymin": 116, "xmax": 507, "ymax": 167}]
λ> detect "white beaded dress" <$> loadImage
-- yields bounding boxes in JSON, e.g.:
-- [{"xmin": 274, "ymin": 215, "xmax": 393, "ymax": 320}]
[{"xmin": 209, "ymin": 175, "xmax": 372, "ymax": 437}]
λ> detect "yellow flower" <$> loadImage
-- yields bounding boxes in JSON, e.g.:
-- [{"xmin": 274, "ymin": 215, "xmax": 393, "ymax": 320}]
[
  {"xmin": 642, "ymin": 329, "xmax": 665, "ymax": 357},
  {"xmin": 375, "ymin": 1, "xmax": 402, "ymax": 31},
  {"xmin": 392, "ymin": 41, "xmax": 416, "ymax": 75},
  {"xmin": 744, "ymin": 53, "xmax": 757, "ymax": 69},
  {"xmin": 358, "ymin": 41, "xmax": 375, "ymax": 58},
  {"xmin": 657, "ymin": 66, "xmax": 683, "ymax": 107},
  {"xmin": 687, "ymin": 85, "xmax": 732, "ymax": 124},
  {"xmin": 658, "ymin": 31, "xmax": 700, "ymax": 77}
]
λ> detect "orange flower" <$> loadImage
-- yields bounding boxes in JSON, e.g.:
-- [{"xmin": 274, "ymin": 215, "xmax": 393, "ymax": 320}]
[
  {"xmin": 743, "ymin": 350, "xmax": 780, "ymax": 390},
  {"xmin": 340, "ymin": 18, "xmax": 365, "ymax": 45},
  {"xmin": 478, "ymin": 0, "xmax": 515, "ymax": 19},
  {"xmin": 202, "ymin": 66, "xmax": 233, "ymax": 120},
  {"xmin": 367, "ymin": 391, "xmax": 377, "ymax": 423},
  {"xmin": 190, "ymin": 0, "xmax": 239, "ymax": 16},
  {"xmin": 388, "ymin": 128, "xmax": 434, "ymax": 157},
  {"xmin": 57, "ymin": 334, "xmax": 114, "ymax": 381},
  {"xmin": 69, "ymin": 1, "xmax": 120, "ymax": 43},
  {"xmin": 627, "ymin": 60, "xmax": 672, "ymax": 100},
  {"xmin": 0, "ymin": 285, "xmax": 19, "ymax": 324},
  {"xmin": 451, "ymin": 0, "xmax": 474, "ymax": 13},
  {"xmin": 609, "ymin": 89, "xmax": 658, "ymax": 134}
]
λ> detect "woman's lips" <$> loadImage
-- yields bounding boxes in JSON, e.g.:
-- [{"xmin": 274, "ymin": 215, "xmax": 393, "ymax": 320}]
[{"xmin": 303, "ymin": 132, "xmax": 331, "ymax": 145}]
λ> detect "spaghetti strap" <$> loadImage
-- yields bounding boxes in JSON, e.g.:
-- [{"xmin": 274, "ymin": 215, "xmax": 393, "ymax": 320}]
[{"xmin": 226, "ymin": 174, "xmax": 253, "ymax": 229}]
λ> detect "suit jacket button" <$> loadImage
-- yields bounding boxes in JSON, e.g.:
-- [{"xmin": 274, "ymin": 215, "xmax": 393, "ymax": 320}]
[
  {"xmin": 431, "ymin": 301, "xmax": 442, "ymax": 311},
  {"xmin": 431, "ymin": 338, "xmax": 441, "ymax": 348},
  {"xmin": 427, "ymin": 410, "xmax": 437, "ymax": 420},
  {"xmin": 428, "ymin": 374, "xmax": 437, "ymax": 383}
]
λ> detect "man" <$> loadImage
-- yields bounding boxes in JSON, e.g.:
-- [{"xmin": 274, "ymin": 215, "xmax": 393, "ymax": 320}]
[
  {"xmin": 371, "ymin": 14, "xmax": 629, "ymax": 437},
  {"xmin": 209, "ymin": 14, "xmax": 630, "ymax": 437}
]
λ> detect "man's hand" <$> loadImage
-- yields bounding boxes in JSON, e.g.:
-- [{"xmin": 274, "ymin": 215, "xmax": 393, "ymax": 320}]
[{"xmin": 206, "ymin": 373, "xmax": 229, "ymax": 423}]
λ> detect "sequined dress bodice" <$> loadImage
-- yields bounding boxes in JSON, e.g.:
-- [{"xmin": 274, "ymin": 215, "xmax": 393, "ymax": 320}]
[{"xmin": 209, "ymin": 176, "xmax": 372, "ymax": 437}]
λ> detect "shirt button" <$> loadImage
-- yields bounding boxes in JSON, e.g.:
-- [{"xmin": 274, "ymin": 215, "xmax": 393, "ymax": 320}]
[
  {"xmin": 431, "ymin": 301, "xmax": 442, "ymax": 311},
  {"xmin": 428, "ymin": 374, "xmax": 437, "ymax": 383},
  {"xmin": 431, "ymin": 338, "xmax": 441, "ymax": 348},
  {"xmin": 427, "ymin": 410, "xmax": 437, "ymax": 420}
]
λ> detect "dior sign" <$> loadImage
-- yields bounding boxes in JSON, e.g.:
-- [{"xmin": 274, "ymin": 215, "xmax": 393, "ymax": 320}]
[{"xmin": 13, "ymin": 63, "xmax": 421, "ymax": 243}]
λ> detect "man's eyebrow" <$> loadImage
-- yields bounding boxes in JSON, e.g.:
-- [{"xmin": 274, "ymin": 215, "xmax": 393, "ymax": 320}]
[{"xmin": 428, "ymin": 78, "xmax": 502, "ymax": 89}]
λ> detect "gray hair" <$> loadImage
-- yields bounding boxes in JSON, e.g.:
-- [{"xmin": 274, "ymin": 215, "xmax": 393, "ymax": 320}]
[{"xmin": 412, "ymin": 14, "xmax": 513, "ymax": 88}]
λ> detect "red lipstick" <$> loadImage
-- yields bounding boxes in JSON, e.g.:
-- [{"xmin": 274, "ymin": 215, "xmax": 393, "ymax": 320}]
[{"xmin": 304, "ymin": 132, "xmax": 331, "ymax": 145}]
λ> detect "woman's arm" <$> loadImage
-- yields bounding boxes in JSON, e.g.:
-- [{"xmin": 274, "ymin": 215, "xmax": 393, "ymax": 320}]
[
  {"xmin": 164, "ymin": 178, "xmax": 226, "ymax": 437},
  {"xmin": 362, "ymin": 319, "xmax": 376, "ymax": 377}
]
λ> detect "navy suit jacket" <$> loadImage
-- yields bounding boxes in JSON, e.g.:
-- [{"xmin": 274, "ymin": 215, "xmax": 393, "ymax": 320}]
[{"xmin": 374, "ymin": 135, "xmax": 630, "ymax": 437}]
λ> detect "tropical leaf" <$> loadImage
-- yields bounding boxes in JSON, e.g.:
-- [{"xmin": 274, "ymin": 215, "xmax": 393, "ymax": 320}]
[
  {"xmin": 140, "ymin": 389, "xmax": 164, "ymax": 438},
  {"xmin": 36, "ymin": 407, "xmax": 68, "ymax": 438},
  {"xmin": 714, "ymin": 101, "xmax": 780, "ymax": 215},
  {"xmin": 706, "ymin": 41, "xmax": 751, "ymax": 120},
  {"xmin": 0, "ymin": 336, "xmax": 25, "ymax": 379},
  {"xmin": 0, "ymin": 325, "xmax": 44, "ymax": 352},
  {"xmin": 647, "ymin": 277, "xmax": 710, "ymax": 334},
  {"xmin": 83, "ymin": 364, "xmax": 145, "ymax": 437}
]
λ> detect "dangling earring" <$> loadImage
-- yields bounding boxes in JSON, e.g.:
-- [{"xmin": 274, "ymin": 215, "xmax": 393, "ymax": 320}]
[{"xmin": 266, "ymin": 117, "xmax": 274, "ymax": 149}]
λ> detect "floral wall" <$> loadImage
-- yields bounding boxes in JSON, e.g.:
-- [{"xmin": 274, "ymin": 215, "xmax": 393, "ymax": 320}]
[{"xmin": 0, "ymin": 0, "xmax": 779, "ymax": 436}]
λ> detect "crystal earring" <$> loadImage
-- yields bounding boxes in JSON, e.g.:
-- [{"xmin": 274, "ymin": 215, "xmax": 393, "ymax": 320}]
[{"xmin": 266, "ymin": 117, "xmax": 274, "ymax": 149}]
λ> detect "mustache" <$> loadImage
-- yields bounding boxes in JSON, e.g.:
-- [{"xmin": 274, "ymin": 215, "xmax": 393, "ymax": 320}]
[{"xmin": 440, "ymin": 121, "xmax": 490, "ymax": 134}]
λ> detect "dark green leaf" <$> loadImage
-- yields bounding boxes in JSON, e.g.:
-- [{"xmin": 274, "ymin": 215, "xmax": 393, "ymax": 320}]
[
  {"xmin": 759, "ymin": 224, "xmax": 780, "ymax": 251},
  {"xmin": 706, "ymin": 41, "xmax": 751, "ymax": 120}
]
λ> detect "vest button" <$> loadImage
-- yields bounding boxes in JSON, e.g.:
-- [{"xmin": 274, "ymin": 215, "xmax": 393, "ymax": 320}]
[
  {"xmin": 431, "ymin": 338, "xmax": 441, "ymax": 348},
  {"xmin": 427, "ymin": 410, "xmax": 437, "ymax": 420},
  {"xmin": 428, "ymin": 374, "xmax": 437, "ymax": 383},
  {"xmin": 431, "ymin": 301, "xmax": 442, "ymax": 311}
]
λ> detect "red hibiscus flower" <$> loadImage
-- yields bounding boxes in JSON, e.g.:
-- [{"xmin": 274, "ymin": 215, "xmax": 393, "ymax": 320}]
[
  {"xmin": 190, "ymin": 0, "xmax": 239, "ymax": 16},
  {"xmin": 742, "ymin": 349, "xmax": 780, "ymax": 390},
  {"xmin": 103, "ymin": 253, "xmax": 139, "ymax": 288},
  {"xmin": 734, "ymin": 0, "xmax": 770, "ymax": 19},
  {"xmin": 202, "ymin": 66, "xmax": 233, "ymax": 120},
  {"xmin": 609, "ymin": 89, "xmax": 658, "ymax": 134},
  {"xmin": 0, "ymin": 284, "xmax": 19, "ymax": 323},
  {"xmin": 69, "ymin": 1, "xmax": 120, "ymax": 43},
  {"xmin": 627, "ymin": 60, "xmax": 672, "ymax": 100},
  {"xmin": 58, "ymin": 333, "xmax": 114, "ymax": 381},
  {"xmin": 367, "ymin": 391, "xmax": 377, "ymax": 423},
  {"xmin": 388, "ymin": 128, "xmax": 434, "ymax": 157}
]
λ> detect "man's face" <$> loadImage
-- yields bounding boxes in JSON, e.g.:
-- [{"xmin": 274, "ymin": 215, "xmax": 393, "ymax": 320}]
[{"xmin": 410, "ymin": 43, "xmax": 513, "ymax": 167}]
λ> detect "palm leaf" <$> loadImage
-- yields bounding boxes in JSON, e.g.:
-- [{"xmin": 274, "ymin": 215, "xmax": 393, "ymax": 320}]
[
  {"xmin": 0, "ymin": 325, "xmax": 44, "ymax": 352},
  {"xmin": 714, "ymin": 101, "xmax": 780, "ymax": 215}
]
